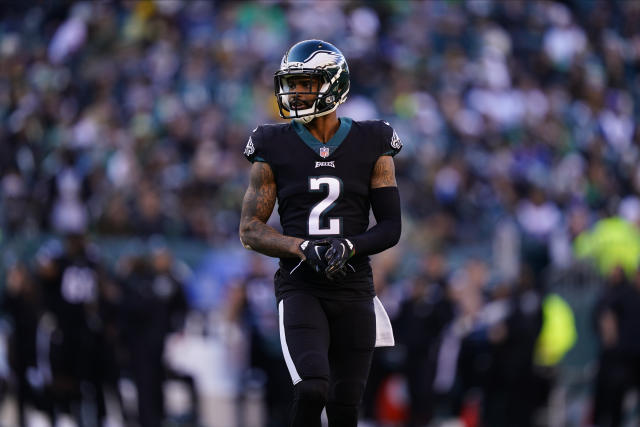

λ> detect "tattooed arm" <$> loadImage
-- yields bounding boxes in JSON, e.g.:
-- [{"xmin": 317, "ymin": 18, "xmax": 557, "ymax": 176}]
[
  {"xmin": 239, "ymin": 162, "xmax": 304, "ymax": 259},
  {"xmin": 370, "ymin": 155, "xmax": 397, "ymax": 188},
  {"xmin": 348, "ymin": 155, "xmax": 401, "ymax": 256}
]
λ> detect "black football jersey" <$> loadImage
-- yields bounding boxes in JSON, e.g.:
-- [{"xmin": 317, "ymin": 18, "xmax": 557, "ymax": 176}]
[{"xmin": 244, "ymin": 117, "xmax": 401, "ymax": 300}]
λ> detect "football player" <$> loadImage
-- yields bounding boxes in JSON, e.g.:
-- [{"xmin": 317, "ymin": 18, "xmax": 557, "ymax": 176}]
[{"xmin": 239, "ymin": 39, "xmax": 402, "ymax": 427}]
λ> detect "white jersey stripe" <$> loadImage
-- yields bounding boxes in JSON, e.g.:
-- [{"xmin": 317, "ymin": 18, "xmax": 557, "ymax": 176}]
[{"xmin": 279, "ymin": 300, "xmax": 302, "ymax": 384}]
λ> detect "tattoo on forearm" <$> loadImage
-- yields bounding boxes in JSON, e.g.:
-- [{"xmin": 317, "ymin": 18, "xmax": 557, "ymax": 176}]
[
  {"xmin": 240, "ymin": 163, "xmax": 302, "ymax": 258},
  {"xmin": 247, "ymin": 163, "xmax": 275, "ymax": 223},
  {"xmin": 371, "ymin": 156, "xmax": 397, "ymax": 188}
]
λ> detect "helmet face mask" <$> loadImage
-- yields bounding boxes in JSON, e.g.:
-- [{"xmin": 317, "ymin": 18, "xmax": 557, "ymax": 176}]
[{"xmin": 275, "ymin": 40, "xmax": 350, "ymax": 123}]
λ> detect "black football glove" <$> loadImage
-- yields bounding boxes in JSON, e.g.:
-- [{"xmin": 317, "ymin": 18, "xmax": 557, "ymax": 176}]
[
  {"xmin": 299, "ymin": 240, "xmax": 331, "ymax": 274},
  {"xmin": 323, "ymin": 238, "xmax": 355, "ymax": 280}
]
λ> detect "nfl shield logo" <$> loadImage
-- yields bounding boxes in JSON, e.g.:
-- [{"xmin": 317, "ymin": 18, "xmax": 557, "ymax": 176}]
[{"xmin": 319, "ymin": 147, "xmax": 330, "ymax": 158}]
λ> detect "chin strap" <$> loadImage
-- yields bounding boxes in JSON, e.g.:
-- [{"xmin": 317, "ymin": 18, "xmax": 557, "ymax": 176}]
[
  {"xmin": 292, "ymin": 101, "xmax": 341, "ymax": 124},
  {"xmin": 293, "ymin": 115, "xmax": 315, "ymax": 124}
]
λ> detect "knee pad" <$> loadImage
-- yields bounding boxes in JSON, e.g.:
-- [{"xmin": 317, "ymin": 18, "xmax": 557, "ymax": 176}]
[{"xmin": 294, "ymin": 378, "xmax": 329, "ymax": 405}]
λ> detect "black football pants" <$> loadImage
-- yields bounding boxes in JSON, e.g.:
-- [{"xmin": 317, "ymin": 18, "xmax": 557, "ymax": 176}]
[{"xmin": 278, "ymin": 292, "xmax": 376, "ymax": 427}]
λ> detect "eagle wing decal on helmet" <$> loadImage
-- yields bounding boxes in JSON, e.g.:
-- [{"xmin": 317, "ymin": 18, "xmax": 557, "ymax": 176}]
[{"xmin": 301, "ymin": 50, "xmax": 342, "ymax": 69}]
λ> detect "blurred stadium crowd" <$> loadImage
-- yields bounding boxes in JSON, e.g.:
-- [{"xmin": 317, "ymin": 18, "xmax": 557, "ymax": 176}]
[{"xmin": 2, "ymin": 0, "xmax": 640, "ymax": 426}]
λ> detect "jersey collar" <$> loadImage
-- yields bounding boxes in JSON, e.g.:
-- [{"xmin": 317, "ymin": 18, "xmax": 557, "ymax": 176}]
[{"xmin": 292, "ymin": 117, "xmax": 352, "ymax": 158}]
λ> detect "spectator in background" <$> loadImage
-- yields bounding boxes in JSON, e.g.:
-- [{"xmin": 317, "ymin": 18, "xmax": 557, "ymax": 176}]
[
  {"xmin": 46, "ymin": 149, "xmax": 90, "ymax": 236},
  {"xmin": 592, "ymin": 265, "xmax": 640, "ymax": 427},
  {"xmin": 118, "ymin": 255, "xmax": 165, "ymax": 427},
  {"xmin": 394, "ymin": 252, "xmax": 454, "ymax": 426},
  {"xmin": 28, "ymin": 233, "xmax": 106, "ymax": 426},
  {"xmin": 96, "ymin": 193, "xmax": 132, "ymax": 235},
  {"xmin": 132, "ymin": 181, "xmax": 170, "ymax": 237},
  {"xmin": 149, "ymin": 243, "xmax": 199, "ymax": 424},
  {"xmin": 1, "ymin": 167, "xmax": 31, "ymax": 236},
  {"xmin": 574, "ymin": 215, "xmax": 640, "ymax": 280},
  {"xmin": 118, "ymin": 245, "xmax": 190, "ymax": 427},
  {"xmin": 432, "ymin": 260, "xmax": 492, "ymax": 419},
  {"xmin": 483, "ymin": 265, "xmax": 543, "ymax": 427},
  {"xmin": 2, "ymin": 263, "xmax": 51, "ymax": 426},
  {"xmin": 515, "ymin": 184, "xmax": 561, "ymax": 283}
]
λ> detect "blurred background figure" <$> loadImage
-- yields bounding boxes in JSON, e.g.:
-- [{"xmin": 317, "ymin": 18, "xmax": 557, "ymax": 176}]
[
  {"xmin": 2, "ymin": 262, "xmax": 49, "ymax": 426},
  {"xmin": 38, "ymin": 232, "xmax": 106, "ymax": 426},
  {"xmin": 592, "ymin": 265, "xmax": 640, "ymax": 427},
  {"xmin": 394, "ymin": 252, "xmax": 453, "ymax": 426},
  {"xmin": 1, "ymin": 0, "xmax": 640, "ymax": 425},
  {"xmin": 116, "ymin": 242, "xmax": 192, "ymax": 427}
]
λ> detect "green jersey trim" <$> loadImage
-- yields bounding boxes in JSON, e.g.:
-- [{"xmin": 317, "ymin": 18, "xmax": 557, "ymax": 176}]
[{"xmin": 292, "ymin": 117, "xmax": 352, "ymax": 158}]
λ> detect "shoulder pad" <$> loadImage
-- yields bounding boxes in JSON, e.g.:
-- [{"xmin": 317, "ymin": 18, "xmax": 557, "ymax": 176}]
[
  {"xmin": 243, "ymin": 126, "xmax": 265, "ymax": 163},
  {"xmin": 380, "ymin": 120, "xmax": 402, "ymax": 156},
  {"xmin": 257, "ymin": 123, "xmax": 291, "ymax": 140},
  {"xmin": 243, "ymin": 123, "xmax": 292, "ymax": 163}
]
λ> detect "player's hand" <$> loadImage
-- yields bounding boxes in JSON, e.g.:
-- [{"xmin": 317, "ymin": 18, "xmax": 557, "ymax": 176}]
[
  {"xmin": 299, "ymin": 240, "xmax": 331, "ymax": 274},
  {"xmin": 323, "ymin": 238, "xmax": 355, "ymax": 280}
]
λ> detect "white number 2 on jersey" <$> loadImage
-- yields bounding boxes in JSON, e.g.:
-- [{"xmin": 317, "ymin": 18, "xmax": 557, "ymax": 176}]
[{"xmin": 308, "ymin": 176, "xmax": 342, "ymax": 235}]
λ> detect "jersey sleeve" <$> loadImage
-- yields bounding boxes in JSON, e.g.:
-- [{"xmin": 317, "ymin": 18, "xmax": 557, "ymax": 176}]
[
  {"xmin": 243, "ymin": 126, "xmax": 268, "ymax": 163},
  {"xmin": 379, "ymin": 121, "xmax": 402, "ymax": 157}
]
